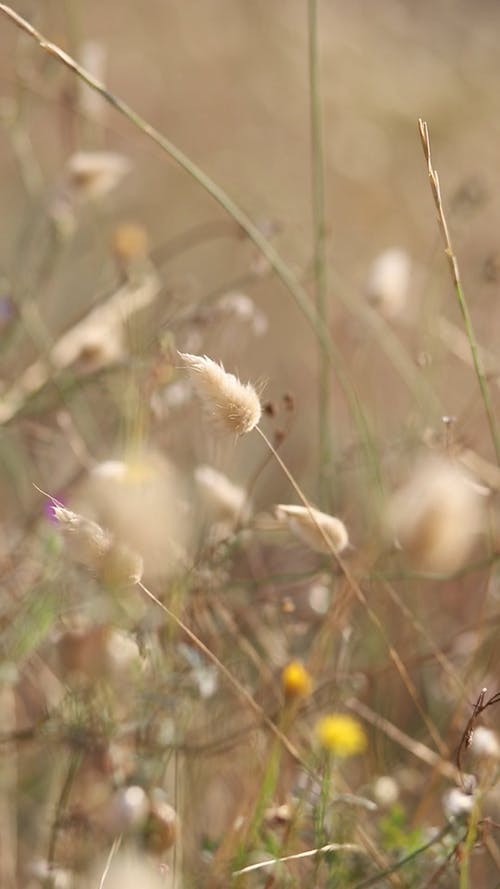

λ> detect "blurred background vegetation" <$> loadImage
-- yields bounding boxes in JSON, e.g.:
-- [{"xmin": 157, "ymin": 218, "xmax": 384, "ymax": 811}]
[{"xmin": 2, "ymin": 1, "xmax": 500, "ymax": 886}]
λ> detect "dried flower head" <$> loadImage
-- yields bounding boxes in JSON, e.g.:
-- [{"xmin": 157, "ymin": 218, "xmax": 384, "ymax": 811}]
[
  {"xmin": 366, "ymin": 247, "xmax": 411, "ymax": 319},
  {"xmin": 315, "ymin": 714, "xmax": 367, "ymax": 757},
  {"xmin": 387, "ymin": 455, "xmax": 485, "ymax": 573},
  {"xmin": 275, "ymin": 504, "xmax": 349, "ymax": 555},
  {"xmin": 282, "ymin": 660, "xmax": 312, "ymax": 698},
  {"xmin": 179, "ymin": 351, "xmax": 261, "ymax": 436}
]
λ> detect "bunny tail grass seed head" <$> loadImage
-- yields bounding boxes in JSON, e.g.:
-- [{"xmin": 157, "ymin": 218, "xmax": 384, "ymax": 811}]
[
  {"xmin": 387, "ymin": 455, "xmax": 485, "ymax": 573},
  {"xmin": 178, "ymin": 351, "xmax": 261, "ymax": 436},
  {"xmin": 194, "ymin": 464, "xmax": 249, "ymax": 523},
  {"xmin": 275, "ymin": 504, "xmax": 349, "ymax": 555}
]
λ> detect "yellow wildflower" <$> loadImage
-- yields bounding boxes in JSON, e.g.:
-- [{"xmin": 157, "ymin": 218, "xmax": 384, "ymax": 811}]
[
  {"xmin": 282, "ymin": 661, "xmax": 312, "ymax": 699},
  {"xmin": 315, "ymin": 714, "xmax": 367, "ymax": 757}
]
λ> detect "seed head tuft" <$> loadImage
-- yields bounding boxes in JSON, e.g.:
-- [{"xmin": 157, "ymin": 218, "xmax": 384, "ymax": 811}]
[{"xmin": 178, "ymin": 351, "xmax": 261, "ymax": 436}]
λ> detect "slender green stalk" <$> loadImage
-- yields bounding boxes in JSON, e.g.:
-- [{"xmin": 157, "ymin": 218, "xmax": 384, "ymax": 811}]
[
  {"xmin": 418, "ymin": 119, "xmax": 500, "ymax": 465},
  {"xmin": 352, "ymin": 821, "xmax": 455, "ymax": 889},
  {"xmin": 308, "ymin": 0, "xmax": 332, "ymax": 506}
]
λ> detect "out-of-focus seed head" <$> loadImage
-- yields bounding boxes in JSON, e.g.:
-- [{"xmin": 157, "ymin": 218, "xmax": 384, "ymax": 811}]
[
  {"xmin": 178, "ymin": 351, "xmax": 261, "ymax": 436},
  {"xmin": 76, "ymin": 451, "xmax": 191, "ymax": 581},
  {"xmin": 103, "ymin": 785, "xmax": 149, "ymax": 836},
  {"xmin": 387, "ymin": 455, "xmax": 485, "ymax": 573},
  {"xmin": 372, "ymin": 775, "xmax": 399, "ymax": 807},
  {"xmin": 98, "ymin": 539, "xmax": 144, "ymax": 587},
  {"xmin": 366, "ymin": 247, "xmax": 411, "ymax": 319},
  {"xmin": 194, "ymin": 464, "xmax": 249, "ymax": 524},
  {"xmin": 64, "ymin": 151, "xmax": 131, "ymax": 202},
  {"xmin": 275, "ymin": 504, "xmax": 349, "ymax": 556}
]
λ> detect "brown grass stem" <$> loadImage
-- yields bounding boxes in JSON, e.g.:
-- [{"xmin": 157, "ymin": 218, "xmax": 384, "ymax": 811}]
[{"xmin": 418, "ymin": 118, "xmax": 500, "ymax": 464}]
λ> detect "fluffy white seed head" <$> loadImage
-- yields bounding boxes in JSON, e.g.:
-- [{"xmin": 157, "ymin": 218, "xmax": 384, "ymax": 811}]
[
  {"xmin": 275, "ymin": 504, "xmax": 349, "ymax": 555},
  {"xmin": 366, "ymin": 247, "xmax": 411, "ymax": 319},
  {"xmin": 178, "ymin": 351, "xmax": 261, "ymax": 436},
  {"xmin": 387, "ymin": 456, "xmax": 485, "ymax": 573}
]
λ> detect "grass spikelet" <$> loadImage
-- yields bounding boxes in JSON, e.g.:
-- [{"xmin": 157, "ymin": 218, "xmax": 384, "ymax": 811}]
[
  {"xmin": 178, "ymin": 351, "xmax": 261, "ymax": 436},
  {"xmin": 275, "ymin": 504, "xmax": 349, "ymax": 555}
]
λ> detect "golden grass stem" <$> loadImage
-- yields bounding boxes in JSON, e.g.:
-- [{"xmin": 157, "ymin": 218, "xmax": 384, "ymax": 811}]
[{"xmin": 418, "ymin": 119, "xmax": 500, "ymax": 464}]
